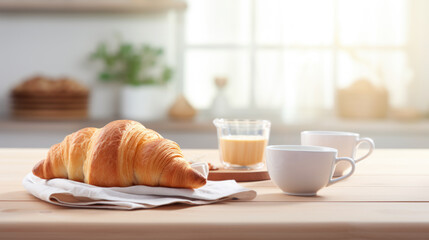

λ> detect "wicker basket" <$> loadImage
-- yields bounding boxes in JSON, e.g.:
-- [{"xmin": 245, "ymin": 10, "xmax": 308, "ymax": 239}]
[{"xmin": 10, "ymin": 76, "xmax": 89, "ymax": 120}]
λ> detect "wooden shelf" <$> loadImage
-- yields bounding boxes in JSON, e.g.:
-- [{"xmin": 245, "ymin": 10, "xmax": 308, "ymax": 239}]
[
  {"xmin": 1, "ymin": 117, "xmax": 429, "ymax": 134},
  {"xmin": 0, "ymin": 0, "xmax": 187, "ymax": 13},
  {"xmin": 1, "ymin": 118, "xmax": 429, "ymax": 148}
]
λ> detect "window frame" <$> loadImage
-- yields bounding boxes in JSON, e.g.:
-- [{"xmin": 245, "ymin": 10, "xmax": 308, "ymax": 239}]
[{"xmin": 182, "ymin": 0, "xmax": 410, "ymax": 119}]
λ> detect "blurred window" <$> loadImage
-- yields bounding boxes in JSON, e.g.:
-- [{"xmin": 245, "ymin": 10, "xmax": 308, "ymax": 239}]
[{"xmin": 184, "ymin": 0, "xmax": 409, "ymax": 121}]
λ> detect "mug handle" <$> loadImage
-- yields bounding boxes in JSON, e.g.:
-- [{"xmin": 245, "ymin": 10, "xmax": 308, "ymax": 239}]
[
  {"xmin": 355, "ymin": 137, "xmax": 375, "ymax": 163},
  {"xmin": 327, "ymin": 157, "xmax": 355, "ymax": 186}
]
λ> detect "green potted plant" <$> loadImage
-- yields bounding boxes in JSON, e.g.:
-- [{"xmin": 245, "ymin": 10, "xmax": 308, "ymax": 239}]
[{"xmin": 91, "ymin": 41, "xmax": 173, "ymax": 120}]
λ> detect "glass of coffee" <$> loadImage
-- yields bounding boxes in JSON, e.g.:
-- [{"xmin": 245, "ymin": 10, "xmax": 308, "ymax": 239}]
[{"xmin": 213, "ymin": 119, "xmax": 271, "ymax": 170}]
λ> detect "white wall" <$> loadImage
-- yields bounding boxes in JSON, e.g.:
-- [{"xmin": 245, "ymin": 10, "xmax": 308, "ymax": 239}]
[
  {"xmin": 0, "ymin": 11, "xmax": 177, "ymax": 116},
  {"xmin": 409, "ymin": 0, "xmax": 429, "ymax": 112}
]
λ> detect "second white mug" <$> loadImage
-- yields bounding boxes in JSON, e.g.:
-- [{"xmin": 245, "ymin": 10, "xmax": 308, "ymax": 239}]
[{"xmin": 301, "ymin": 131, "xmax": 375, "ymax": 177}]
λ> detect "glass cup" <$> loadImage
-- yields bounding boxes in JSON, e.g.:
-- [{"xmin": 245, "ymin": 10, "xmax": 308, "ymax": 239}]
[{"xmin": 213, "ymin": 119, "xmax": 271, "ymax": 170}]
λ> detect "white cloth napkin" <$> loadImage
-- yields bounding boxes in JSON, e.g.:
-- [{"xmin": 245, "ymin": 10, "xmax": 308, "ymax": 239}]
[{"xmin": 22, "ymin": 163, "xmax": 257, "ymax": 210}]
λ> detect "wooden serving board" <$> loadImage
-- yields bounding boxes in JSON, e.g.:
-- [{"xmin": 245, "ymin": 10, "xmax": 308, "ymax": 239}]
[
  {"xmin": 184, "ymin": 150, "xmax": 270, "ymax": 182},
  {"xmin": 208, "ymin": 167, "xmax": 270, "ymax": 182}
]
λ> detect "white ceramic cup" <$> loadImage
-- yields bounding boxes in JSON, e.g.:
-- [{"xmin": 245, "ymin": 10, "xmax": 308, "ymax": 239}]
[
  {"xmin": 266, "ymin": 145, "xmax": 355, "ymax": 196},
  {"xmin": 301, "ymin": 131, "xmax": 375, "ymax": 177}
]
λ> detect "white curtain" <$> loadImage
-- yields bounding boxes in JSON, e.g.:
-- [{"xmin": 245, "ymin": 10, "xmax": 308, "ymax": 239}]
[{"xmin": 184, "ymin": 0, "xmax": 422, "ymax": 121}]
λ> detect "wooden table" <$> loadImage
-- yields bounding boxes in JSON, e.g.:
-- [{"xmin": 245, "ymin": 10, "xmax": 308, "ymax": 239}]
[{"xmin": 1, "ymin": 148, "xmax": 429, "ymax": 239}]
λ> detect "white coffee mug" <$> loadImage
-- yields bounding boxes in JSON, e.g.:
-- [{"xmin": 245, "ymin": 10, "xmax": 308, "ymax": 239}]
[
  {"xmin": 266, "ymin": 145, "xmax": 355, "ymax": 196},
  {"xmin": 301, "ymin": 131, "xmax": 375, "ymax": 177}
]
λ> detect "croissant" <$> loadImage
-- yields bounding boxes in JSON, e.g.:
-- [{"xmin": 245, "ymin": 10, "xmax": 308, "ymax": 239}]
[{"xmin": 32, "ymin": 120, "xmax": 206, "ymax": 189}]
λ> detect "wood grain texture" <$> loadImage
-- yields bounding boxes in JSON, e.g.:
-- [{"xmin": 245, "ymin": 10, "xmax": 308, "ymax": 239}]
[
  {"xmin": 0, "ymin": 148, "xmax": 429, "ymax": 240},
  {"xmin": 0, "ymin": 202, "xmax": 429, "ymax": 240},
  {"xmin": 208, "ymin": 168, "xmax": 270, "ymax": 182}
]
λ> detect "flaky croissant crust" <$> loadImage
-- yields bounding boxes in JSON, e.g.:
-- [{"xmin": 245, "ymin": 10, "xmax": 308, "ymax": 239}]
[{"xmin": 32, "ymin": 120, "xmax": 206, "ymax": 189}]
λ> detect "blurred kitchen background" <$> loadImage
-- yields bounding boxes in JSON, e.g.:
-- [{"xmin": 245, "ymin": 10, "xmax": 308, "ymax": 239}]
[{"xmin": 1, "ymin": 0, "xmax": 429, "ymax": 149}]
